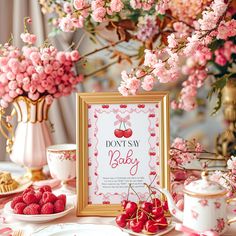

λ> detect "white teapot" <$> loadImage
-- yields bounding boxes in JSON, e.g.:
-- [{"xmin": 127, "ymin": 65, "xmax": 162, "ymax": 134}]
[{"xmin": 158, "ymin": 171, "xmax": 236, "ymax": 235}]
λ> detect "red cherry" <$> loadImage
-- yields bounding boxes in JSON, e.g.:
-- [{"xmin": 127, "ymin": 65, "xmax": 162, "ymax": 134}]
[
  {"xmin": 102, "ymin": 105, "xmax": 109, "ymax": 108},
  {"xmin": 152, "ymin": 206, "xmax": 164, "ymax": 219},
  {"xmin": 120, "ymin": 104, "xmax": 127, "ymax": 108},
  {"xmin": 126, "ymin": 220, "xmax": 131, "ymax": 229},
  {"xmin": 138, "ymin": 104, "xmax": 145, "ymax": 108},
  {"xmin": 115, "ymin": 213, "xmax": 128, "ymax": 228},
  {"xmin": 163, "ymin": 200, "xmax": 169, "ymax": 212},
  {"xmin": 156, "ymin": 216, "xmax": 168, "ymax": 229},
  {"xmin": 140, "ymin": 201, "xmax": 153, "ymax": 213},
  {"xmin": 123, "ymin": 128, "xmax": 133, "ymax": 138},
  {"xmin": 121, "ymin": 200, "xmax": 129, "ymax": 209},
  {"xmin": 114, "ymin": 129, "xmax": 123, "ymax": 138},
  {"xmin": 145, "ymin": 220, "xmax": 159, "ymax": 233},
  {"xmin": 125, "ymin": 201, "xmax": 137, "ymax": 217},
  {"xmin": 129, "ymin": 219, "xmax": 144, "ymax": 233},
  {"xmin": 152, "ymin": 198, "xmax": 161, "ymax": 207},
  {"xmin": 138, "ymin": 211, "xmax": 148, "ymax": 223},
  {"xmin": 151, "ymin": 114, "xmax": 155, "ymax": 117}
]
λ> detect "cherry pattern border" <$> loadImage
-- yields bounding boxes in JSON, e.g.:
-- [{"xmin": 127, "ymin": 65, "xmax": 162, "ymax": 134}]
[{"xmin": 87, "ymin": 103, "xmax": 161, "ymax": 204}]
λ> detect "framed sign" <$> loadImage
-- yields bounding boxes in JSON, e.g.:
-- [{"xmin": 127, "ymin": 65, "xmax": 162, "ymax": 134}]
[{"xmin": 76, "ymin": 92, "xmax": 170, "ymax": 216}]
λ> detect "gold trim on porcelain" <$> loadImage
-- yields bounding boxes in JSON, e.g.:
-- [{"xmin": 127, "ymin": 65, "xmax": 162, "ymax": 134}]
[
  {"xmin": 183, "ymin": 189, "xmax": 228, "ymax": 198},
  {"xmin": 47, "ymin": 150, "xmax": 76, "ymax": 154},
  {"xmin": 13, "ymin": 96, "xmax": 50, "ymax": 123},
  {"xmin": 76, "ymin": 92, "xmax": 170, "ymax": 216}
]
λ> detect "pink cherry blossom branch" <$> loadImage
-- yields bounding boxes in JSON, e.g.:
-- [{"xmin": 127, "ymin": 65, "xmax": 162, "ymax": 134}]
[
  {"xmin": 170, "ymin": 147, "xmax": 217, "ymax": 155},
  {"xmin": 165, "ymin": 13, "xmax": 195, "ymax": 30},
  {"xmin": 199, "ymin": 0, "xmax": 233, "ymax": 39},
  {"xmin": 78, "ymin": 39, "xmax": 125, "ymax": 60},
  {"xmin": 84, "ymin": 54, "xmax": 137, "ymax": 78}
]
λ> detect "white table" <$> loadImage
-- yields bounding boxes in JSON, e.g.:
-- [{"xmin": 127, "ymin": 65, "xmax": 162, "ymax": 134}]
[{"xmin": 1, "ymin": 162, "xmax": 236, "ymax": 235}]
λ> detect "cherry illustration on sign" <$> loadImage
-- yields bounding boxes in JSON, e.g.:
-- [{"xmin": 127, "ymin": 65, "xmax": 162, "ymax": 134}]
[{"xmin": 114, "ymin": 114, "xmax": 133, "ymax": 138}]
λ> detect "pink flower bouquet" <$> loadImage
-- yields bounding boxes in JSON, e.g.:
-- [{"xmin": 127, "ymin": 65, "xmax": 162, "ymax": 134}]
[{"xmin": 0, "ymin": 22, "xmax": 82, "ymax": 108}]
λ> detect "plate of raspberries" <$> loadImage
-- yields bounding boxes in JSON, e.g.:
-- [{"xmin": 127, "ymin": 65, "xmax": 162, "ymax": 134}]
[{"xmin": 4, "ymin": 185, "xmax": 74, "ymax": 223}]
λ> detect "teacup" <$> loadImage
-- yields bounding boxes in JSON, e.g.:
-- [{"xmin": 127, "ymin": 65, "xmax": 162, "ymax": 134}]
[{"xmin": 47, "ymin": 144, "xmax": 76, "ymax": 182}]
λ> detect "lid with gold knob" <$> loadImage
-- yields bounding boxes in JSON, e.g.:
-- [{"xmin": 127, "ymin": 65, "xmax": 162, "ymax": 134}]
[{"xmin": 183, "ymin": 171, "xmax": 228, "ymax": 197}]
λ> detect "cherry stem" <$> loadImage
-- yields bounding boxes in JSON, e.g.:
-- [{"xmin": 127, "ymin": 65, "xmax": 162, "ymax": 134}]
[
  {"xmin": 129, "ymin": 184, "xmax": 141, "ymax": 202},
  {"xmin": 140, "ymin": 208, "xmax": 154, "ymax": 219},
  {"xmin": 119, "ymin": 121, "xmax": 122, "ymax": 130},
  {"xmin": 144, "ymin": 183, "xmax": 153, "ymax": 202},
  {"xmin": 127, "ymin": 184, "xmax": 131, "ymax": 201},
  {"xmin": 136, "ymin": 207, "xmax": 139, "ymax": 221},
  {"xmin": 150, "ymin": 175, "xmax": 157, "ymax": 187},
  {"xmin": 123, "ymin": 122, "xmax": 126, "ymax": 130}
]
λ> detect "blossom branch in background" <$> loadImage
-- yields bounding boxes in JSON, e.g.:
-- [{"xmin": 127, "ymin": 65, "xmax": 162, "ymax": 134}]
[
  {"xmin": 40, "ymin": 0, "xmax": 236, "ymax": 113},
  {"xmin": 170, "ymin": 137, "xmax": 236, "ymax": 197},
  {"xmin": 118, "ymin": 0, "xmax": 236, "ymax": 112}
]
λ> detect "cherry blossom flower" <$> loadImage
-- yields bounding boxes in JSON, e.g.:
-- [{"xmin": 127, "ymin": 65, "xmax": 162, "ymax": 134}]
[
  {"xmin": 136, "ymin": 15, "xmax": 159, "ymax": 42},
  {"xmin": 141, "ymin": 75, "xmax": 155, "ymax": 91}
]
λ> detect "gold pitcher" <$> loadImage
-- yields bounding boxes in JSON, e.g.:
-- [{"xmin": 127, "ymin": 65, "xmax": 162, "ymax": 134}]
[{"xmin": 216, "ymin": 79, "xmax": 236, "ymax": 159}]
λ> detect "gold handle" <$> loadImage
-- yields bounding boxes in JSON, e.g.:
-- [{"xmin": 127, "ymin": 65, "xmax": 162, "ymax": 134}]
[
  {"xmin": 226, "ymin": 198, "xmax": 236, "ymax": 225},
  {"xmin": 0, "ymin": 107, "xmax": 15, "ymax": 154},
  {"xmin": 227, "ymin": 198, "xmax": 236, "ymax": 204},
  {"xmin": 228, "ymin": 217, "xmax": 236, "ymax": 225}
]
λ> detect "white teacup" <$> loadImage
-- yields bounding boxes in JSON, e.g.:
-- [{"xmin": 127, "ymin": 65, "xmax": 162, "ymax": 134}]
[{"xmin": 47, "ymin": 144, "xmax": 76, "ymax": 183}]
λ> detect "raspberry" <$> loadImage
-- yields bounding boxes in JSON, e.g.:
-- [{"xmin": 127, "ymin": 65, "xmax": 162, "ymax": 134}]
[
  {"xmin": 54, "ymin": 199, "xmax": 65, "ymax": 213},
  {"xmin": 42, "ymin": 192, "xmax": 57, "ymax": 204},
  {"xmin": 23, "ymin": 192, "xmax": 38, "ymax": 205},
  {"xmin": 35, "ymin": 192, "xmax": 43, "ymax": 202},
  {"xmin": 22, "ymin": 187, "xmax": 35, "ymax": 195},
  {"xmin": 14, "ymin": 202, "xmax": 27, "ymax": 214},
  {"xmin": 11, "ymin": 196, "xmax": 24, "ymax": 209},
  {"xmin": 39, "ymin": 185, "xmax": 52, "ymax": 193},
  {"xmin": 40, "ymin": 203, "xmax": 54, "ymax": 214},
  {"xmin": 39, "ymin": 198, "xmax": 44, "ymax": 206},
  {"xmin": 57, "ymin": 194, "xmax": 66, "ymax": 205},
  {"xmin": 23, "ymin": 203, "xmax": 40, "ymax": 215}
]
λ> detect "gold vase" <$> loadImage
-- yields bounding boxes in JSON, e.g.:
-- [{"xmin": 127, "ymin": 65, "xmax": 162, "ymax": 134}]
[{"xmin": 216, "ymin": 79, "xmax": 236, "ymax": 159}]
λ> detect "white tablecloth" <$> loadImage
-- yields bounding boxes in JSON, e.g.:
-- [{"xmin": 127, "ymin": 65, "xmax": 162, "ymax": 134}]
[{"xmin": 1, "ymin": 162, "xmax": 236, "ymax": 235}]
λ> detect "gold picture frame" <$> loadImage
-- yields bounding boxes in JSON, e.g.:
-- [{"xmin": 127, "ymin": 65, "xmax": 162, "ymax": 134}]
[{"xmin": 76, "ymin": 92, "xmax": 170, "ymax": 216}]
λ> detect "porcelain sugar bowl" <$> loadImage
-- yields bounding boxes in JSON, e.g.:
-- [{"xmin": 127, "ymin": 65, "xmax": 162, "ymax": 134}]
[{"xmin": 157, "ymin": 171, "xmax": 236, "ymax": 235}]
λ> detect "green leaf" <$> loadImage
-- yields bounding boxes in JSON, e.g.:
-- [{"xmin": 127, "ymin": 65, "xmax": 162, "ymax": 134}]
[
  {"xmin": 157, "ymin": 14, "xmax": 165, "ymax": 21},
  {"xmin": 211, "ymin": 90, "xmax": 222, "ymax": 116},
  {"xmin": 137, "ymin": 45, "xmax": 145, "ymax": 59},
  {"xmin": 212, "ymin": 76, "xmax": 228, "ymax": 90},
  {"xmin": 209, "ymin": 39, "xmax": 224, "ymax": 51},
  {"xmin": 208, "ymin": 74, "xmax": 232, "ymax": 115}
]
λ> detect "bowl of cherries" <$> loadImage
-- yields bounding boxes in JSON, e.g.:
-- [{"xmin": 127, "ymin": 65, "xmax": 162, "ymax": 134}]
[{"xmin": 115, "ymin": 197, "xmax": 174, "ymax": 235}]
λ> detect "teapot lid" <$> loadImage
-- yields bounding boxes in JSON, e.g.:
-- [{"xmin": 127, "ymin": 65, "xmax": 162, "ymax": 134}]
[{"xmin": 183, "ymin": 171, "xmax": 228, "ymax": 198}]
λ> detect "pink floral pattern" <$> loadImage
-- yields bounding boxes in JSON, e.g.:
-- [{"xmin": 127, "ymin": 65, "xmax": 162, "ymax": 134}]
[
  {"xmin": 48, "ymin": 151, "xmax": 76, "ymax": 161},
  {"xmin": 215, "ymin": 218, "xmax": 225, "ymax": 233},
  {"xmin": 214, "ymin": 202, "xmax": 221, "ymax": 209},
  {"xmin": 191, "ymin": 210, "xmax": 199, "ymax": 220},
  {"xmin": 198, "ymin": 199, "xmax": 208, "ymax": 207}
]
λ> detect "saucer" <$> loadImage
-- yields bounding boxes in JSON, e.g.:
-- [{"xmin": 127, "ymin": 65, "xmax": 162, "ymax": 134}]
[{"xmin": 4, "ymin": 201, "xmax": 74, "ymax": 223}]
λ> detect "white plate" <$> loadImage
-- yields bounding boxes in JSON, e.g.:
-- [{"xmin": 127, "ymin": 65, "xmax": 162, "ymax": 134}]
[
  {"xmin": 121, "ymin": 220, "xmax": 175, "ymax": 236},
  {"xmin": 4, "ymin": 201, "xmax": 74, "ymax": 223},
  {"xmin": 0, "ymin": 181, "xmax": 32, "ymax": 197},
  {"xmin": 32, "ymin": 223, "xmax": 129, "ymax": 236}
]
